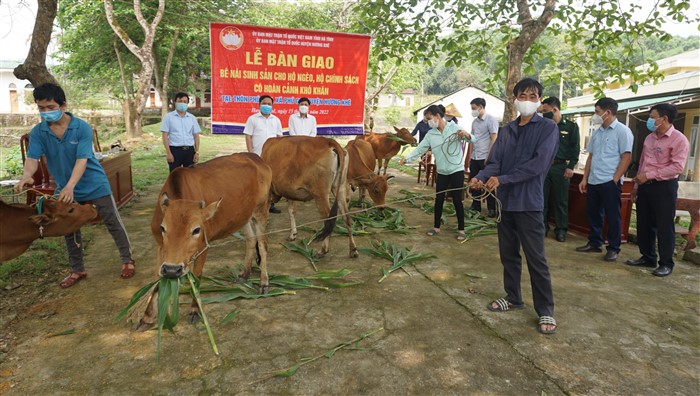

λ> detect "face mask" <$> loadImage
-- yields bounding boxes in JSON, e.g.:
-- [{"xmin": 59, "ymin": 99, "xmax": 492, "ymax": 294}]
[
  {"xmin": 40, "ymin": 109, "xmax": 63, "ymax": 123},
  {"xmin": 515, "ymin": 100, "xmax": 540, "ymax": 117},
  {"xmin": 543, "ymin": 111, "xmax": 554, "ymax": 120},
  {"xmin": 176, "ymin": 103, "xmax": 188, "ymax": 113},
  {"xmin": 428, "ymin": 119, "xmax": 439, "ymax": 129},
  {"xmin": 260, "ymin": 104, "xmax": 272, "ymax": 115},
  {"xmin": 299, "ymin": 105, "xmax": 309, "ymax": 114},
  {"xmin": 591, "ymin": 113, "xmax": 605, "ymax": 126},
  {"xmin": 471, "ymin": 109, "xmax": 479, "ymax": 118},
  {"xmin": 444, "ymin": 116, "xmax": 453, "ymax": 121},
  {"xmin": 646, "ymin": 117, "xmax": 659, "ymax": 132}
]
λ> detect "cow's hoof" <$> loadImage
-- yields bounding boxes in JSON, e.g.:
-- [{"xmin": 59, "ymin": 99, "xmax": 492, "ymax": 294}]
[
  {"xmin": 349, "ymin": 248, "xmax": 359, "ymax": 258},
  {"xmin": 235, "ymin": 276, "xmax": 247, "ymax": 285},
  {"xmin": 260, "ymin": 284, "xmax": 269, "ymax": 295},
  {"xmin": 188, "ymin": 311, "xmax": 201, "ymax": 324},
  {"xmin": 287, "ymin": 234, "xmax": 297, "ymax": 242},
  {"xmin": 313, "ymin": 251, "xmax": 326, "ymax": 259},
  {"xmin": 135, "ymin": 320, "xmax": 154, "ymax": 332}
]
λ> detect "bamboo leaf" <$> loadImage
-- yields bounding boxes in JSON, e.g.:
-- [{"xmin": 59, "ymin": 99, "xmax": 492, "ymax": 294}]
[
  {"xmin": 48, "ymin": 328, "xmax": 76, "ymax": 337},
  {"xmin": 113, "ymin": 279, "xmax": 158, "ymax": 323},
  {"xmin": 221, "ymin": 310, "xmax": 239, "ymax": 324}
]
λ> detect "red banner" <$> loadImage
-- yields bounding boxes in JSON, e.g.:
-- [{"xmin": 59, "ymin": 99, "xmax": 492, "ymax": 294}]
[{"xmin": 209, "ymin": 23, "xmax": 371, "ymax": 135}]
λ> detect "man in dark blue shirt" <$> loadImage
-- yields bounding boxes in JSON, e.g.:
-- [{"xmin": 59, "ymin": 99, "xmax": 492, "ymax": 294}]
[
  {"xmin": 469, "ymin": 78, "xmax": 559, "ymax": 335},
  {"xmin": 411, "ymin": 110, "xmax": 431, "ymax": 142}
]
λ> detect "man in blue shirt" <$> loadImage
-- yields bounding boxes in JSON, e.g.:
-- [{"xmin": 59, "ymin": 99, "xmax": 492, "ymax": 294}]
[
  {"xmin": 15, "ymin": 83, "xmax": 135, "ymax": 288},
  {"xmin": 575, "ymin": 97, "xmax": 633, "ymax": 262},
  {"xmin": 468, "ymin": 97, "xmax": 500, "ymax": 217},
  {"xmin": 411, "ymin": 110, "xmax": 431, "ymax": 142},
  {"xmin": 161, "ymin": 92, "xmax": 201, "ymax": 172},
  {"xmin": 469, "ymin": 78, "xmax": 559, "ymax": 335}
]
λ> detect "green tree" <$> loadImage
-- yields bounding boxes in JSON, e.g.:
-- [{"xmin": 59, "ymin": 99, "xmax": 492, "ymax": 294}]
[{"xmin": 356, "ymin": 0, "xmax": 700, "ymax": 121}]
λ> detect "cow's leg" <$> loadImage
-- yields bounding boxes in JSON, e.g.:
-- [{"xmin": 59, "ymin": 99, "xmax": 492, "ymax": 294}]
[
  {"xmin": 359, "ymin": 186, "xmax": 367, "ymax": 209},
  {"xmin": 382, "ymin": 158, "xmax": 390, "ymax": 175},
  {"xmin": 314, "ymin": 196, "xmax": 333, "ymax": 257},
  {"xmin": 337, "ymin": 180, "xmax": 359, "ymax": 258},
  {"xmin": 237, "ymin": 222, "xmax": 258, "ymax": 284},
  {"xmin": 188, "ymin": 250, "xmax": 209, "ymax": 324},
  {"xmin": 252, "ymin": 217, "xmax": 270, "ymax": 294},
  {"xmin": 287, "ymin": 200, "xmax": 298, "ymax": 241},
  {"xmin": 376, "ymin": 158, "xmax": 382, "ymax": 174},
  {"xmin": 136, "ymin": 288, "xmax": 158, "ymax": 332}
]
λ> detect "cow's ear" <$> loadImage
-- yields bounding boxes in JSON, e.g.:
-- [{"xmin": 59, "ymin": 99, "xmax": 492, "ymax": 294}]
[
  {"xmin": 160, "ymin": 192, "xmax": 170, "ymax": 210},
  {"xmin": 29, "ymin": 213, "xmax": 54, "ymax": 226},
  {"xmin": 386, "ymin": 175, "xmax": 395, "ymax": 181},
  {"xmin": 203, "ymin": 198, "xmax": 222, "ymax": 221},
  {"xmin": 393, "ymin": 126, "xmax": 400, "ymax": 133}
]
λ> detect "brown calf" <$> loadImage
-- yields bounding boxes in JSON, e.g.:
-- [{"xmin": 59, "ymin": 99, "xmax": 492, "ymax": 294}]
[
  {"xmin": 0, "ymin": 198, "xmax": 97, "ymax": 263},
  {"xmin": 345, "ymin": 139, "xmax": 393, "ymax": 208},
  {"xmin": 137, "ymin": 153, "xmax": 272, "ymax": 330},
  {"xmin": 356, "ymin": 126, "xmax": 417, "ymax": 175}
]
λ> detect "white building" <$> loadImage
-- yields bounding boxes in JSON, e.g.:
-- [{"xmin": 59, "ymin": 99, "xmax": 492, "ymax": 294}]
[
  {"xmin": 0, "ymin": 60, "xmax": 34, "ymax": 113},
  {"xmin": 413, "ymin": 86, "xmax": 505, "ymax": 136},
  {"xmin": 377, "ymin": 89, "xmax": 416, "ymax": 108}
]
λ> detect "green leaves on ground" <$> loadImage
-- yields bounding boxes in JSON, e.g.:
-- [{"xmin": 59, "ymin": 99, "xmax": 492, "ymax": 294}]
[
  {"xmin": 359, "ymin": 240, "xmax": 436, "ymax": 283},
  {"xmin": 249, "ymin": 327, "xmax": 384, "ymax": 384},
  {"xmin": 283, "ymin": 237, "xmax": 320, "ymax": 271}
]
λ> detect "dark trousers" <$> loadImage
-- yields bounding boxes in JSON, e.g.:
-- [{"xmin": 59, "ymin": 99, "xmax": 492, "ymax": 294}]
[
  {"xmin": 498, "ymin": 211, "xmax": 554, "ymax": 317},
  {"xmin": 586, "ymin": 180, "xmax": 622, "ymax": 252},
  {"xmin": 636, "ymin": 179, "xmax": 678, "ymax": 268},
  {"xmin": 543, "ymin": 163, "xmax": 570, "ymax": 232},
  {"xmin": 435, "ymin": 171, "xmax": 465, "ymax": 230},
  {"xmin": 66, "ymin": 194, "xmax": 132, "ymax": 272},
  {"xmin": 168, "ymin": 145, "xmax": 195, "ymax": 172},
  {"xmin": 468, "ymin": 159, "xmax": 496, "ymax": 212}
]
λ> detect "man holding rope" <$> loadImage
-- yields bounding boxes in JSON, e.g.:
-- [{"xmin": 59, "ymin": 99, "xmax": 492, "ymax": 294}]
[
  {"xmin": 14, "ymin": 83, "xmax": 136, "ymax": 288},
  {"xmin": 469, "ymin": 78, "xmax": 559, "ymax": 334},
  {"xmin": 399, "ymin": 104, "xmax": 471, "ymax": 241}
]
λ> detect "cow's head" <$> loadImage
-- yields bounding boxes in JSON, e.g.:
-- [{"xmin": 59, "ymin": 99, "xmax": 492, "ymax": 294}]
[
  {"xmin": 393, "ymin": 126, "xmax": 418, "ymax": 146},
  {"xmin": 157, "ymin": 192, "xmax": 222, "ymax": 279},
  {"xmin": 362, "ymin": 173, "xmax": 395, "ymax": 208},
  {"xmin": 29, "ymin": 199, "xmax": 97, "ymax": 236}
]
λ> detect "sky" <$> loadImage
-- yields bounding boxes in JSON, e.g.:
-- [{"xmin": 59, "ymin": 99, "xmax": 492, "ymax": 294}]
[{"xmin": 1, "ymin": 0, "xmax": 698, "ymax": 62}]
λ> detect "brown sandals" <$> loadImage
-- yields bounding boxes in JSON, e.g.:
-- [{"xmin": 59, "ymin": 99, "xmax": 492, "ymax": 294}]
[
  {"xmin": 59, "ymin": 272, "xmax": 87, "ymax": 288},
  {"xmin": 120, "ymin": 260, "xmax": 136, "ymax": 279}
]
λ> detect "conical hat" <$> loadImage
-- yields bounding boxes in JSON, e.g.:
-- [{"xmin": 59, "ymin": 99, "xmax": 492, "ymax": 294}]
[{"xmin": 444, "ymin": 103, "xmax": 462, "ymax": 118}]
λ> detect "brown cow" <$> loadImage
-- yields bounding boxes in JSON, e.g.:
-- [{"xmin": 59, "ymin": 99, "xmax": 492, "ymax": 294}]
[
  {"xmin": 262, "ymin": 136, "xmax": 358, "ymax": 258},
  {"xmin": 137, "ymin": 153, "xmax": 271, "ymax": 330},
  {"xmin": 345, "ymin": 139, "xmax": 393, "ymax": 208},
  {"xmin": 357, "ymin": 126, "xmax": 417, "ymax": 175},
  {"xmin": 0, "ymin": 198, "xmax": 97, "ymax": 262}
]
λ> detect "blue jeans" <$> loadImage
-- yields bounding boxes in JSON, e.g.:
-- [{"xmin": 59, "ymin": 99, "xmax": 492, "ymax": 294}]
[{"xmin": 586, "ymin": 180, "xmax": 622, "ymax": 252}]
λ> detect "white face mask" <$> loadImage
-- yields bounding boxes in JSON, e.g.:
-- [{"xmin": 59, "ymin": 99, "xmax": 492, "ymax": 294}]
[
  {"xmin": 444, "ymin": 116, "xmax": 453, "ymax": 121},
  {"xmin": 471, "ymin": 109, "xmax": 479, "ymax": 118},
  {"xmin": 515, "ymin": 100, "xmax": 540, "ymax": 117},
  {"xmin": 591, "ymin": 113, "xmax": 605, "ymax": 126},
  {"xmin": 299, "ymin": 105, "xmax": 309, "ymax": 114},
  {"xmin": 428, "ymin": 119, "xmax": 439, "ymax": 129}
]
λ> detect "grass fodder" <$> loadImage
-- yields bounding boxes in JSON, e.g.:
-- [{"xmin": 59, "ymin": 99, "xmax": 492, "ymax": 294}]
[{"xmin": 359, "ymin": 240, "xmax": 436, "ymax": 283}]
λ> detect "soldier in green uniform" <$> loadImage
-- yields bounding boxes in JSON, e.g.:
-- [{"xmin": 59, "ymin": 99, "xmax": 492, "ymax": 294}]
[{"xmin": 541, "ymin": 97, "xmax": 580, "ymax": 242}]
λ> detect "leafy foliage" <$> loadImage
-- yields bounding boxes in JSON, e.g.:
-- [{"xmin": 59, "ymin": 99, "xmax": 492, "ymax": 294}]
[{"xmin": 359, "ymin": 240, "xmax": 436, "ymax": 283}]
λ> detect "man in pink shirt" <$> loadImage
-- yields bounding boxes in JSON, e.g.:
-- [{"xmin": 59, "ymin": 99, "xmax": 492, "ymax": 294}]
[{"xmin": 626, "ymin": 103, "xmax": 689, "ymax": 277}]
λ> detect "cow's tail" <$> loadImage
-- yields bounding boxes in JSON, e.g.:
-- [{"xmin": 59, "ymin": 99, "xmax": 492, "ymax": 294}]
[{"xmin": 314, "ymin": 143, "xmax": 346, "ymax": 242}]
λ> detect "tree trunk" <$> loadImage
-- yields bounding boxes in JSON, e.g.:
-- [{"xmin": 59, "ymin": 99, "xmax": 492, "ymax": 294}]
[
  {"xmin": 104, "ymin": 0, "xmax": 165, "ymax": 140},
  {"xmin": 503, "ymin": 42, "xmax": 525, "ymax": 122},
  {"xmin": 122, "ymin": 99, "xmax": 138, "ymax": 139},
  {"xmin": 13, "ymin": 0, "xmax": 58, "ymax": 87}
]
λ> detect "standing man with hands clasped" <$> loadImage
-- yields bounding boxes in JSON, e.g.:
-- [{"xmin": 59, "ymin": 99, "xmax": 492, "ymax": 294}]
[
  {"xmin": 15, "ymin": 83, "xmax": 136, "ymax": 288},
  {"xmin": 540, "ymin": 96, "xmax": 580, "ymax": 242},
  {"xmin": 244, "ymin": 94, "xmax": 284, "ymax": 213},
  {"xmin": 626, "ymin": 103, "xmax": 689, "ymax": 277},
  {"xmin": 575, "ymin": 97, "xmax": 633, "ymax": 262},
  {"xmin": 469, "ymin": 78, "xmax": 559, "ymax": 335},
  {"xmin": 161, "ymin": 92, "xmax": 201, "ymax": 172},
  {"xmin": 288, "ymin": 97, "xmax": 317, "ymax": 136}
]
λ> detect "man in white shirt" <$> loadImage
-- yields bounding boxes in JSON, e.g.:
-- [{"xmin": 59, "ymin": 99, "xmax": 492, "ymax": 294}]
[
  {"xmin": 288, "ymin": 97, "xmax": 317, "ymax": 136},
  {"xmin": 161, "ymin": 92, "xmax": 201, "ymax": 172},
  {"xmin": 244, "ymin": 94, "xmax": 283, "ymax": 213}
]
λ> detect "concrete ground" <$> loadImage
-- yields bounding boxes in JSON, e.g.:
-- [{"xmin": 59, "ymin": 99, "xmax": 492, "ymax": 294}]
[{"xmin": 0, "ymin": 169, "xmax": 698, "ymax": 395}]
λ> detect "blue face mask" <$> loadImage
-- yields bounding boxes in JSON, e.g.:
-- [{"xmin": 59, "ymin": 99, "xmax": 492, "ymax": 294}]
[
  {"xmin": 260, "ymin": 104, "xmax": 272, "ymax": 115},
  {"xmin": 40, "ymin": 109, "xmax": 63, "ymax": 123},
  {"xmin": 175, "ymin": 103, "xmax": 188, "ymax": 113},
  {"xmin": 646, "ymin": 117, "xmax": 658, "ymax": 132}
]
